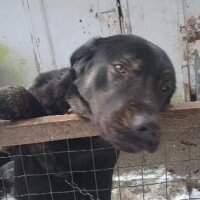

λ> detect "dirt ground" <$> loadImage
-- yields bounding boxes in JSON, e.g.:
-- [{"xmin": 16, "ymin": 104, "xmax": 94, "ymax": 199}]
[{"xmin": 111, "ymin": 128, "xmax": 200, "ymax": 200}]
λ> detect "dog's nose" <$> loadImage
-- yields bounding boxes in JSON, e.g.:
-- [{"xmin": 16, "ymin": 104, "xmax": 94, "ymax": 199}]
[{"xmin": 132, "ymin": 113, "xmax": 160, "ymax": 140}]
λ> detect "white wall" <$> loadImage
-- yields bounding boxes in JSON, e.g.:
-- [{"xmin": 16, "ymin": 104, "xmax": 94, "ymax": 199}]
[{"xmin": 0, "ymin": 0, "xmax": 199, "ymax": 102}]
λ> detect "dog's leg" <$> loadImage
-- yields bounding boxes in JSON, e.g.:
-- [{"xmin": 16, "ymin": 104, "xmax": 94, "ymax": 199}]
[{"xmin": 0, "ymin": 86, "xmax": 47, "ymax": 120}]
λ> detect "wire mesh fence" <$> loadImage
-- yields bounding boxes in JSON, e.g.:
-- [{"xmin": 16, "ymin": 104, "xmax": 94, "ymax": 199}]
[
  {"xmin": 112, "ymin": 127, "xmax": 200, "ymax": 200},
  {"xmin": 1, "ymin": 126, "xmax": 200, "ymax": 200}
]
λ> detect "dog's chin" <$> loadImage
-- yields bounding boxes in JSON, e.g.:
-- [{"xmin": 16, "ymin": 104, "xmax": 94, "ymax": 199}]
[
  {"xmin": 111, "ymin": 141, "xmax": 160, "ymax": 153},
  {"xmin": 101, "ymin": 133, "xmax": 160, "ymax": 153}
]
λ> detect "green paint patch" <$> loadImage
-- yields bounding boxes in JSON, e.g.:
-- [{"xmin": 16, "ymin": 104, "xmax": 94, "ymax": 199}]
[
  {"xmin": 0, "ymin": 45, "xmax": 37, "ymax": 87},
  {"xmin": 0, "ymin": 44, "xmax": 9, "ymax": 60}
]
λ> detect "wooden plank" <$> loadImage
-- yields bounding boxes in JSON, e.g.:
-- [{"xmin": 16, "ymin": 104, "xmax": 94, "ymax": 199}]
[
  {"xmin": 160, "ymin": 102, "xmax": 200, "ymax": 130},
  {"xmin": 0, "ymin": 114, "xmax": 96, "ymax": 147},
  {"xmin": 0, "ymin": 102, "xmax": 200, "ymax": 147}
]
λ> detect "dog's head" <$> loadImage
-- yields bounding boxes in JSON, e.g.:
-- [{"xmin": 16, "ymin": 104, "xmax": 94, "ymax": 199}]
[{"xmin": 69, "ymin": 34, "xmax": 176, "ymax": 153}]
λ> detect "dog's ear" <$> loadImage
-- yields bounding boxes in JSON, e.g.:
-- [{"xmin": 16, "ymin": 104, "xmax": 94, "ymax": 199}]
[
  {"xmin": 67, "ymin": 37, "xmax": 107, "ymax": 119},
  {"xmin": 70, "ymin": 37, "xmax": 106, "ymax": 67}
]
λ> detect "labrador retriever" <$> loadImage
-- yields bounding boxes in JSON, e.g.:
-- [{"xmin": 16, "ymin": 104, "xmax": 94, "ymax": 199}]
[{"xmin": 0, "ymin": 34, "xmax": 176, "ymax": 200}]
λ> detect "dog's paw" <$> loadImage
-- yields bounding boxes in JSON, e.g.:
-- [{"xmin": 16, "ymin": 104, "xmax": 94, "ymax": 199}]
[
  {"xmin": 0, "ymin": 86, "xmax": 22, "ymax": 120},
  {"xmin": 0, "ymin": 86, "xmax": 46, "ymax": 120}
]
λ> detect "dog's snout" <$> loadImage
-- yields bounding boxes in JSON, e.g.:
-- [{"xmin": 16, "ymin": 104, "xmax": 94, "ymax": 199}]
[
  {"xmin": 137, "ymin": 125, "xmax": 155, "ymax": 135},
  {"xmin": 136, "ymin": 123, "xmax": 157, "ymax": 138},
  {"xmin": 132, "ymin": 113, "xmax": 160, "ymax": 140}
]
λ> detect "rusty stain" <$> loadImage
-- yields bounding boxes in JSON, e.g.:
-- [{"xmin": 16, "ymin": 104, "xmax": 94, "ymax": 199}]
[
  {"xmin": 188, "ymin": 36, "xmax": 200, "ymax": 43},
  {"xmin": 182, "ymin": 16, "xmax": 200, "ymax": 43},
  {"xmin": 181, "ymin": 15, "xmax": 200, "ymax": 101},
  {"xmin": 180, "ymin": 139, "xmax": 197, "ymax": 147}
]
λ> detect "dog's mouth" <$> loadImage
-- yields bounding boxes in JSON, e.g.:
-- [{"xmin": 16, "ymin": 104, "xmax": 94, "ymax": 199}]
[
  {"xmin": 97, "ymin": 116, "xmax": 160, "ymax": 153},
  {"xmin": 111, "ymin": 137, "xmax": 159, "ymax": 153},
  {"xmin": 93, "ymin": 101, "xmax": 161, "ymax": 153},
  {"xmin": 101, "ymin": 131, "xmax": 160, "ymax": 153}
]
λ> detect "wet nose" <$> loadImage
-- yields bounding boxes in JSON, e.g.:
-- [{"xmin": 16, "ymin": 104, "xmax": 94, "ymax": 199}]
[{"xmin": 132, "ymin": 113, "xmax": 160, "ymax": 141}]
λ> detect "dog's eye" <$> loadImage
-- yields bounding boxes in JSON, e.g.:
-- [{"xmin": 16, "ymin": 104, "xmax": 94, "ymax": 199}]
[
  {"xmin": 161, "ymin": 85, "xmax": 169, "ymax": 92},
  {"xmin": 114, "ymin": 64, "xmax": 126, "ymax": 74}
]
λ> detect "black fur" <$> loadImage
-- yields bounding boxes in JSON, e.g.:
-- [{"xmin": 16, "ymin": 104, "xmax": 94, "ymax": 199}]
[{"xmin": 0, "ymin": 34, "xmax": 176, "ymax": 200}]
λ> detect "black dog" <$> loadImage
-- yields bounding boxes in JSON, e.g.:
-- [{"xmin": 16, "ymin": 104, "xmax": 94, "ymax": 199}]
[{"xmin": 0, "ymin": 34, "xmax": 176, "ymax": 200}]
